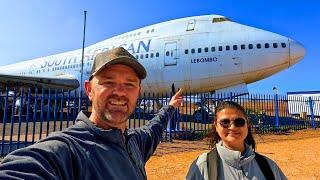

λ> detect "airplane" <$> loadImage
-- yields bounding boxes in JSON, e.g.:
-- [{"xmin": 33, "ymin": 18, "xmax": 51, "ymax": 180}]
[{"xmin": 0, "ymin": 14, "xmax": 306, "ymax": 97}]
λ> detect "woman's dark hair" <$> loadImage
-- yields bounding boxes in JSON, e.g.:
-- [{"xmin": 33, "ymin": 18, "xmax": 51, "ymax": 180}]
[{"xmin": 208, "ymin": 101, "xmax": 256, "ymax": 151}]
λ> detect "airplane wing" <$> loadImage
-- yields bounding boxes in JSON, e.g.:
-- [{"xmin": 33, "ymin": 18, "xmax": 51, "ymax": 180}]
[{"xmin": 0, "ymin": 73, "xmax": 79, "ymax": 90}]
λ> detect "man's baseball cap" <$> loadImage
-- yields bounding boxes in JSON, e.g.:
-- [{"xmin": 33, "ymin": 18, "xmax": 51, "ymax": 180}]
[{"xmin": 89, "ymin": 47, "xmax": 147, "ymax": 80}]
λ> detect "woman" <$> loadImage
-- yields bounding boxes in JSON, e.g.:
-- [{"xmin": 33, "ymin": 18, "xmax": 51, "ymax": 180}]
[{"xmin": 186, "ymin": 101, "xmax": 287, "ymax": 180}]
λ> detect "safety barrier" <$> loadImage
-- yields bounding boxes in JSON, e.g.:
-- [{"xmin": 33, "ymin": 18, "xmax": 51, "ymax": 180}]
[{"xmin": 1, "ymin": 86, "xmax": 319, "ymax": 156}]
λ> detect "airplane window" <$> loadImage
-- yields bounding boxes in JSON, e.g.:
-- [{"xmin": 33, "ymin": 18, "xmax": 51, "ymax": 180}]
[
  {"xmin": 138, "ymin": 32, "xmax": 141, "ymax": 35},
  {"xmin": 204, "ymin": 47, "xmax": 208, "ymax": 52},
  {"xmin": 135, "ymin": 55, "xmax": 139, "ymax": 59},
  {"xmin": 140, "ymin": 54, "xmax": 144, "ymax": 59},
  {"xmin": 145, "ymin": 54, "xmax": 149, "ymax": 58},
  {"xmin": 241, "ymin": 44, "xmax": 245, "ymax": 50},
  {"xmin": 52, "ymin": 68, "xmax": 54, "ymax": 71},
  {"xmin": 191, "ymin": 49, "xmax": 195, "ymax": 53},
  {"xmin": 281, "ymin": 43, "xmax": 286, "ymax": 48},
  {"xmin": 185, "ymin": 49, "xmax": 189, "ymax": 54},
  {"xmin": 249, "ymin": 44, "xmax": 253, "ymax": 49},
  {"xmin": 211, "ymin": 47, "xmax": 216, "ymax": 52},
  {"xmin": 146, "ymin": 30, "xmax": 150, "ymax": 34},
  {"xmin": 218, "ymin": 46, "xmax": 222, "ymax": 51},
  {"xmin": 257, "ymin": 44, "xmax": 261, "ymax": 49},
  {"xmin": 265, "ymin": 43, "xmax": 269, "ymax": 48},
  {"xmin": 156, "ymin": 52, "xmax": 159, "ymax": 57},
  {"xmin": 212, "ymin": 17, "xmax": 231, "ymax": 23},
  {"xmin": 151, "ymin": 29, "xmax": 154, "ymax": 33},
  {"xmin": 273, "ymin": 43, "xmax": 278, "ymax": 48},
  {"xmin": 150, "ymin": 53, "xmax": 154, "ymax": 58},
  {"xmin": 171, "ymin": 51, "xmax": 173, "ymax": 56},
  {"xmin": 233, "ymin": 45, "xmax": 238, "ymax": 50},
  {"xmin": 198, "ymin": 48, "xmax": 201, "ymax": 53},
  {"xmin": 226, "ymin": 46, "xmax": 230, "ymax": 51},
  {"xmin": 166, "ymin": 51, "xmax": 170, "ymax": 56}
]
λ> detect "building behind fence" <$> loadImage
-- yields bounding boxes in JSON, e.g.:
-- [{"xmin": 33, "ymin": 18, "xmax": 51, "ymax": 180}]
[{"xmin": 1, "ymin": 86, "xmax": 319, "ymax": 156}]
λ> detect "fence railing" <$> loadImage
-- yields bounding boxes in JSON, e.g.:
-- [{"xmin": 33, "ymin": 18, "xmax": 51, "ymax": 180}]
[{"xmin": 1, "ymin": 86, "xmax": 319, "ymax": 156}]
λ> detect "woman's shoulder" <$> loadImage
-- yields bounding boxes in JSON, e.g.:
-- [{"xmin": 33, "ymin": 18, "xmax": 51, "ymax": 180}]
[
  {"xmin": 196, "ymin": 151, "xmax": 209, "ymax": 164},
  {"xmin": 256, "ymin": 153, "xmax": 279, "ymax": 168}
]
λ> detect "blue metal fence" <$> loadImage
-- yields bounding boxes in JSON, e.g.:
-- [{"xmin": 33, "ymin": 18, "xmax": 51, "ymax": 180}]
[{"xmin": 1, "ymin": 85, "xmax": 319, "ymax": 156}]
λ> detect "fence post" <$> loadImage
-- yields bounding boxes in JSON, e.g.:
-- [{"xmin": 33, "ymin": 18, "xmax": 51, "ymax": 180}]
[
  {"xmin": 308, "ymin": 96, "xmax": 315, "ymax": 129},
  {"xmin": 168, "ymin": 93, "xmax": 173, "ymax": 142},
  {"xmin": 274, "ymin": 94, "xmax": 280, "ymax": 132},
  {"xmin": 1, "ymin": 85, "xmax": 9, "ymax": 156}
]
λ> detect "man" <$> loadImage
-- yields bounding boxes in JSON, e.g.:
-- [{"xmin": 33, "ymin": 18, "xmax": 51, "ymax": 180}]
[{"xmin": 0, "ymin": 47, "xmax": 183, "ymax": 180}]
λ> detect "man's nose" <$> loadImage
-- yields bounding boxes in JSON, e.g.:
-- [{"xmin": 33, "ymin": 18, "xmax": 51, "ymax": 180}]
[{"xmin": 112, "ymin": 84, "xmax": 126, "ymax": 96}]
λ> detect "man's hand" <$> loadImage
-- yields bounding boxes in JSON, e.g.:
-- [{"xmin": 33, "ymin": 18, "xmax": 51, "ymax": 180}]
[{"xmin": 169, "ymin": 88, "xmax": 183, "ymax": 108}]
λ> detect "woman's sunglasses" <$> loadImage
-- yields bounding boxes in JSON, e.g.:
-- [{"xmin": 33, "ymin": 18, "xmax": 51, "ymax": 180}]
[{"xmin": 218, "ymin": 118, "xmax": 247, "ymax": 128}]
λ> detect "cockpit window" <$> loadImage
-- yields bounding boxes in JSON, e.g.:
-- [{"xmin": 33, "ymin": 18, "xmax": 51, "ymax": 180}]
[{"xmin": 212, "ymin": 17, "xmax": 231, "ymax": 23}]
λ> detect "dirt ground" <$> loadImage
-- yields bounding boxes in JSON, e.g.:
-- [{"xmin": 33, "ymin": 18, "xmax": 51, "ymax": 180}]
[{"xmin": 146, "ymin": 129, "xmax": 320, "ymax": 180}]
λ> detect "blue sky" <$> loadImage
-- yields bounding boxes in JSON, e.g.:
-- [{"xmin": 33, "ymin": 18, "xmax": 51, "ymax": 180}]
[{"xmin": 1, "ymin": 0, "xmax": 319, "ymax": 95}]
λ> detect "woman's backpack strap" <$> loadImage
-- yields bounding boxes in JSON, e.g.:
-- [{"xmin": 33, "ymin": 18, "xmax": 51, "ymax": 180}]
[
  {"xmin": 206, "ymin": 148, "xmax": 219, "ymax": 180},
  {"xmin": 255, "ymin": 152, "xmax": 275, "ymax": 180}
]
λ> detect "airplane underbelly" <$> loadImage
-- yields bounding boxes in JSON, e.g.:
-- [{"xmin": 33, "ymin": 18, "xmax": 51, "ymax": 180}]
[{"xmin": 242, "ymin": 51, "xmax": 288, "ymax": 83}]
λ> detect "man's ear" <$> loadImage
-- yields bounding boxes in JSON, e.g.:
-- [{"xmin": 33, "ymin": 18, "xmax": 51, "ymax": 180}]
[{"xmin": 84, "ymin": 80, "xmax": 93, "ymax": 101}]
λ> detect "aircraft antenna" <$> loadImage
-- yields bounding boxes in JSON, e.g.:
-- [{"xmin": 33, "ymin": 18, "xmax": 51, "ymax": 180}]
[{"xmin": 79, "ymin": 10, "xmax": 87, "ymax": 111}]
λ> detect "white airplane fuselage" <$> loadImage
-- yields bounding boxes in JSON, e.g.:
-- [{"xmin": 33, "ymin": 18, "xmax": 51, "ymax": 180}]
[{"xmin": 0, "ymin": 15, "xmax": 306, "ymax": 95}]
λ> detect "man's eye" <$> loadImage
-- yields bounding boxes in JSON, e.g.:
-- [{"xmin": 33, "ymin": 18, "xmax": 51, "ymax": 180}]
[
  {"xmin": 125, "ymin": 83, "xmax": 136, "ymax": 88},
  {"xmin": 103, "ymin": 81, "xmax": 114, "ymax": 86}
]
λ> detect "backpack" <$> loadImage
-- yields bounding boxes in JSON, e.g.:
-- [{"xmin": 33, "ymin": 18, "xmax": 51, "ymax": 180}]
[{"xmin": 207, "ymin": 148, "xmax": 275, "ymax": 180}]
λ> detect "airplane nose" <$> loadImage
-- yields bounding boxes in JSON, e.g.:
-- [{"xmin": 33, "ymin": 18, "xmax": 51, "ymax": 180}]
[{"xmin": 289, "ymin": 39, "xmax": 306, "ymax": 66}]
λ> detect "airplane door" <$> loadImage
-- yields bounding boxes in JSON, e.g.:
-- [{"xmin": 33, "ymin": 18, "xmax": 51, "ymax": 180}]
[{"xmin": 164, "ymin": 42, "xmax": 178, "ymax": 66}]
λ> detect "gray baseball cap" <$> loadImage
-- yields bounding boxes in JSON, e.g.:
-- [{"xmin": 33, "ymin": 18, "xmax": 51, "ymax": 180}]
[{"xmin": 89, "ymin": 47, "xmax": 147, "ymax": 80}]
